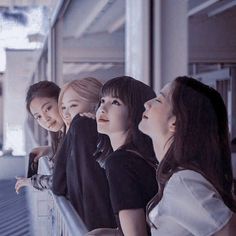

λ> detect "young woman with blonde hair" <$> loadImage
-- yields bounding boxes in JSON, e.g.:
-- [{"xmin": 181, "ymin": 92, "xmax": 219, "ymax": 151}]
[{"xmin": 53, "ymin": 78, "xmax": 116, "ymax": 230}]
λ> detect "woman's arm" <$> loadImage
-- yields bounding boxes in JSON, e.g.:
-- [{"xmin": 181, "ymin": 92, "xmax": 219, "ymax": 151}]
[
  {"xmin": 30, "ymin": 146, "xmax": 52, "ymax": 162},
  {"xmin": 214, "ymin": 213, "xmax": 236, "ymax": 236},
  {"xmin": 15, "ymin": 177, "xmax": 32, "ymax": 194},
  {"xmin": 119, "ymin": 208, "xmax": 148, "ymax": 236},
  {"xmin": 15, "ymin": 174, "xmax": 53, "ymax": 193}
]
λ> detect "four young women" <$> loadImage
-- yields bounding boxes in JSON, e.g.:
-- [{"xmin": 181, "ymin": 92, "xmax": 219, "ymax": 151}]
[{"xmin": 16, "ymin": 75, "xmax": 236, "ymax": 235}]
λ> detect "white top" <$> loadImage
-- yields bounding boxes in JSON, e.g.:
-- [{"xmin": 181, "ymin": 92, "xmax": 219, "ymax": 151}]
[{"xmin": 150, "ymin": 170, "xmax": 233, "ymax": 236}]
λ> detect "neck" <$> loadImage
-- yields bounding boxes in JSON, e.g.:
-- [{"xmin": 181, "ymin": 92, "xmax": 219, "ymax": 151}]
[
  {"xmin": 152, "ymin": 136, "xmax": 172, "ymax": 162},
  {"xmin": 109, "ymin": 131, "xmax": 129, "ymax": 151}
]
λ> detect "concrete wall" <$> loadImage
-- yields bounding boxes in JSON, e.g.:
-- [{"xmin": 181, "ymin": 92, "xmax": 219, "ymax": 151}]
[{"xmin": 0, "ymin": 73, "xmax": 4, "ymax": 147}]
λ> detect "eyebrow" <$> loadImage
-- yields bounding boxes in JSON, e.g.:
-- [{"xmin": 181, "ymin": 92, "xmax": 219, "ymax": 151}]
[
  {"xmin": 160, "ymin": 92, "xmax": 166, "ymax": 98},
  {"xmin": 41, "ymin": 102, "xmax": 51, "ymax": 109},
  {"xmin": 32, "ymin": 102, "xmax": 51, "ymax": 117},
  {"xmin": 65, "ymin": 99, "xmax": 81, "ymax": 103}
]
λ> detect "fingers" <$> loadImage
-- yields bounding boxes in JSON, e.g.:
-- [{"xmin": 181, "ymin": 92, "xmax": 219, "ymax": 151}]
[
  {"xmin": 80, "ymin": 112, "xmax": 96, "ymax": 119},
  {"xmin": 15, "ymin": 176, "xmax": 23, "ymax": 180},
  {"xmin": 15, "ymin": 177, "xmax": 31, "ymax": 194},
  {"xmin": 33, "ymin": 155, "xmax": 41, "ymax": 162},
  {"xmin": 15, "ymin": 179, "xmax": 22, "ymax": 194}
]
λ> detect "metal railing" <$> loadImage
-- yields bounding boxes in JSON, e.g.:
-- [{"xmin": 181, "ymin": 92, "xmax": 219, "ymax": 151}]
[
  {"xmin": 39, "ymin": 157, "xmax": 88, "ymax": 236},
  {"xmin": 25, "ymin": 123, "xmax": 88, "ymax": 235}
]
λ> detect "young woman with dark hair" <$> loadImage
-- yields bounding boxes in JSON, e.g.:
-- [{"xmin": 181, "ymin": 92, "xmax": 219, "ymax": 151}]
[
  {"xmin": 91, "ymin": 76, "xmax": 158, "ymax": 236},
  {"xmin": 15, "ymin": 81, "xmax": 65, "ymax": 192},
  {"xmin": 139, "ymin": 76, "xmax": 236, "ymax": 235}
]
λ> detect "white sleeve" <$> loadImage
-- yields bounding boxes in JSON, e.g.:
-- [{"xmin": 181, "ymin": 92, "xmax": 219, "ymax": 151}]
[{"xmin": 150, "ymin": 170, "xmax": 232, "ymax": 236}]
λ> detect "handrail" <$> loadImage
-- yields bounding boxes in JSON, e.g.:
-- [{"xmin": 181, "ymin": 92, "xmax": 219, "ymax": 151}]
[
  {"xmin": 51, "ymin": 194, "xmax": 88, "ymax": 236},
  {"xmin": 39, "ymin": 157, "xmax": 88, "ymax": 236},
  {"xmin": 25, "ymin": 122, "xmax": 88, "ymax": 235}
]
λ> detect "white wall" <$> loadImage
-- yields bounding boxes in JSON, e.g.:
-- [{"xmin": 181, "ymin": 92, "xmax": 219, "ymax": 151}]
[{"xmin": 4, "ymin": 49, "xmax": 38, "ymax": 155}]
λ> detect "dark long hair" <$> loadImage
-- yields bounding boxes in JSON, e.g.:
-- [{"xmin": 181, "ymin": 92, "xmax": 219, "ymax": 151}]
[
  {"xmin": 96, "ymin": 76, "xmax": 157, "ymax": 168},
  {"xmin": 147, "ymin": 76, "xmax": 236, "ymax": 226},
  {"xmin": 26, "ymin": 81, "xmax": 64, "ymax": 154}
]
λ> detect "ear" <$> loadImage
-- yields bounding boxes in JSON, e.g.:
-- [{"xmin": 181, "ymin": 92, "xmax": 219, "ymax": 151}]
[{"xmin": 169, "ymin": 116, "xmax": 176, "ymax": 133}]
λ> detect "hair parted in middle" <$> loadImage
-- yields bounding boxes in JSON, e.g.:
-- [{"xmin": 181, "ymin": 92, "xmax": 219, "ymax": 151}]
[{"xmin": 25, "ymin": 80, "xmax": 63, "ymax": 154}]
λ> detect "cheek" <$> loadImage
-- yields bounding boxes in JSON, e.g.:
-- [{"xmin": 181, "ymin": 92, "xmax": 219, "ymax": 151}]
[
  {"xmin": 51, "ymin": 107, "xmax": 60, "ymax": 118},
  {"xmin": 36, "ymin": 120, "xmax": 47, "ymax": 130},
  {"xmin": 116, "ymin": 114, "xmax": 129, "ymax": 130},
  {"xmin": 70, "ymin": 110, "xmax": 78, "ymax": 119},
  {"xmin": 61, "ymin": 110, "xmax": 66, "ymax": 118}
]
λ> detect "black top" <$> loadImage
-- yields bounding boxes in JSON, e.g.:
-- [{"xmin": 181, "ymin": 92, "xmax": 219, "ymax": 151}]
[
  {"xmin": 52, "ymin": 114, "xmax": 116, "ymax": 230},
  {"xmin": 105, "ymin": 149, "xmax": 158, "ymax": 215}
]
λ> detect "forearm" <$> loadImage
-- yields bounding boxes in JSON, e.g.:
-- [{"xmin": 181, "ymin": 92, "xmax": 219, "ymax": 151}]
[
  {"xmin": 119, "ymin": 209, "xmax": 148, "ymax": 236},
  {"xmin": 31, "ymin": 174, "xmax": 53, "ymax": 190}
]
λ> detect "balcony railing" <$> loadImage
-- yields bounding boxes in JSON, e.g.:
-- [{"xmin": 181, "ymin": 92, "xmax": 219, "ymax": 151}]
[
  {"xmin": 37, "ymin": 157, "xmax": 88, "ymax": 236},
  {"xmin": 25, "ymin": 123, "xmax": 88, "ymax": 235}
]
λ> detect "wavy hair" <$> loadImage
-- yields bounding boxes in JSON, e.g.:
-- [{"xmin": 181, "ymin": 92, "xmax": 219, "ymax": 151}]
[{"xmin": 147, "ymin": 76, "xmax": 236, "ymax": 226}]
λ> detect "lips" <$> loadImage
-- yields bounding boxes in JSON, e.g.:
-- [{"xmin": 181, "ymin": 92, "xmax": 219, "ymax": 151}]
[
  {"xmin": 98, "ymin": 118, "xmax": 109, "ymax": 122},
  {"xmin": 97, "ymin": 116, "xmax": 109, "ymax": 122},
  {"xmin": 48, "ymin": 121, "xmax": 56, "ymax": 129},
  {"xmin": 142, "ymin": 114, "xmax": 148, "ymax": 119}
]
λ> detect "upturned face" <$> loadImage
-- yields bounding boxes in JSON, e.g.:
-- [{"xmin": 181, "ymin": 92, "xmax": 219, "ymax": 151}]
[
  {"xmin": 139, "ymin": 83, "xmax": 175, "ymax": 161},
  {"xmin": 96, "ymin": 95, "xmax": 129, "ymax": 137}
]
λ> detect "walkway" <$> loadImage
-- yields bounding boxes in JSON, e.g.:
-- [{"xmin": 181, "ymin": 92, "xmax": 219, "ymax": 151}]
[{"xmin": 0, "ymin": 179, "xmax": 32, "ymax": 236}]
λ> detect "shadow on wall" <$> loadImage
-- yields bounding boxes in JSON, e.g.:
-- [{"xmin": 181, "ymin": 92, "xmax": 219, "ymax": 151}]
[{"xmin": 231, "ymin": 138, "xmax": 236, "ymax": 185}]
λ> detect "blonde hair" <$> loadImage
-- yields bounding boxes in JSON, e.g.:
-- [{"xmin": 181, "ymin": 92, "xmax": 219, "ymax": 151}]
[{"xmin": 58, "ymin": 77, "xmax": 102, "ymax": 117}]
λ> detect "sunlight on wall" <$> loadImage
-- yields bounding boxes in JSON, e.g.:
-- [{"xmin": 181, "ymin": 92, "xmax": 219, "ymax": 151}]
[
  {"xmin": 5, "ymin": 124, "xmax": 25, "ymax": 156},
  {"xmin": 0, "ymin": 7, "xmax": 44, "ymax": 72}
]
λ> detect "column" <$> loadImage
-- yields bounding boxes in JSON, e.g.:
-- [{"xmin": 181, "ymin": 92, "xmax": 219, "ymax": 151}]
[{"xmin": 154, "ymin": 0, "xmax": 188, "ymax": 92}]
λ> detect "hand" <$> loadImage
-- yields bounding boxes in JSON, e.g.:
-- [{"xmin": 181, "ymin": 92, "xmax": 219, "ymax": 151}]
[
  {"xmin": 31, "ymin": 146, "xmax": 52, "ymax": 163},
  {"xmin": 79, "ymin": 112, "xmax": 96, "ymax": 119},
  {"xmin": 15, "ymin": 177, "xmax": 32, "ymax": 194}
]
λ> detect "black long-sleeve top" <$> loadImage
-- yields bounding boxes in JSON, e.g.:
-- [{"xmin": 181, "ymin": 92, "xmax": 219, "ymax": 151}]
[{"xmin": 52, "ymin": 114, "xmax": 116, "ymax": 230}]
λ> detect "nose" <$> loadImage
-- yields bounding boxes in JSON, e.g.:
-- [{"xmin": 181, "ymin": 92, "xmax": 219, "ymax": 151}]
[
  {"xmin": 144, "ymin": 99, "xmax": 152, "ymax": 109},
  {"xmin": 42, "ymin": 112, "xmax": 51, "ymax": 122},
  {"xmin": 144, "ymin": 101, "xmax": 149, "ymax": 109},
  {"xmin": 64, "ymin": 110, "xmax": 70, "ymax": 118},
  {"xmin": 62, "ymin": 107, "xmax": 71, "ymax": 119},
  {"xmin": 98, "ymin": 103, "xmax": 107, "ymax": 113}
]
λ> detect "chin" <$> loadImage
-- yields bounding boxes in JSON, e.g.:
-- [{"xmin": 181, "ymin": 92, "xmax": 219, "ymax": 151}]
[
  {"xmin": 97, "ymin": 126, "xmax": 107, "ymax": 135},
  {"xmin": 138, "ymin": 122, "xmax": 146, "ymax": 134},
  {"xmin": 51, "ymin": 124, "xmax": 63, "ymax": 132}
]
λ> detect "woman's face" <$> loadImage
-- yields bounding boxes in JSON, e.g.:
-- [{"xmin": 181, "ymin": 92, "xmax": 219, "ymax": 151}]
[
  {"xmin": 30, "ymin": 97, "xmax": 64, "ymax": 132},
  {"xmin": 96, "ymin": 95, "xmax": 129, "ymax": 136},
  {"xmin": 60, "ymin": 87, "xmax": 91, "ymax": 127},
  {"xmin": 139, "ymin": 83, "xmax": 175, "ymax": 142}
]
